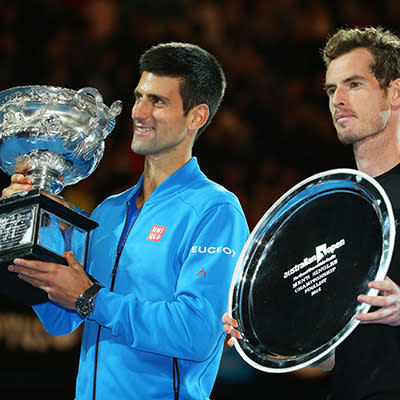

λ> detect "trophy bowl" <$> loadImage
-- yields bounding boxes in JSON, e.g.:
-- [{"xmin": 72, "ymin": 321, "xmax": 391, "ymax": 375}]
[
  {"xmin": 0, "ymin": 85, "xmax": 122, "ymax": 305},
  {"xmin": 228, "ymin": 168, "xmax": 395, "ymax": 373},
  {"xmin": 0, "ymin": 85, "xmax": 122, "ymax": 193}
]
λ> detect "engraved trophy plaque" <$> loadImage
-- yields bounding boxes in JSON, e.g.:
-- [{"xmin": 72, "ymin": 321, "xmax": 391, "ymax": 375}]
[
  {"xmin": 0, "ymin": 85, "xmax": 122, "ymax": 305},
  {"xmin": 228, "ymin": 168, "xmax": 395, "ymax": 373}
]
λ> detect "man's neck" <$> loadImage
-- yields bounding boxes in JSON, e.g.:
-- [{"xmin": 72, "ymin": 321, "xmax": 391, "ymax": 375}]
[
  {"xmin": 137, "ymin": 152, "xmax": 192, "ymax": 208},
  {"xmin": 353, "ymin": 128, "xmax": 400, "ymax": 178}
]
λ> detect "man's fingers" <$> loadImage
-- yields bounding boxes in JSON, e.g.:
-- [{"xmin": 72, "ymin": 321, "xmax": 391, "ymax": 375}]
[
  {"xmin": 368, "ymin": 276, "xmax": 399, "ymax": 294},
  {"xmin": 221, "ymin": 312, "xmax": 232, "ymax": 324},
  {"xmin": 356, "ymin": 308, "xmax": 396, "ymax": 325},
  {"xmin": 62, "ymin": 250, "xmax": 77, "ymax": 266},
  {"xmin": 17, "ymin": 272, "xmax": 49, "ymax": 290},
  {"xmin": 11, "ymin": 173, "xmax": 30, "ymax": 184},
  {"xmin": 1, "ymin": 174, "xmax": 33, "ymax": 198},
  {"xmin": 221, "ymin": 313, "xmax": 239, "ymax": 328},
  {"xmin": 223, "ymin": 324, "xmax": 242, "ymax": 339},
  {"xmin": 11, "ymin": 258, "xmax": 55, "ymax": 272},
  {"xmin": 358, "ymin": 293, "xmax": 389, "ymax": 308}
]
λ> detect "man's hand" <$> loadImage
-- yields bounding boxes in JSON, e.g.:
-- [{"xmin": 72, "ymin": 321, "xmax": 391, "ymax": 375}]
[
  {"xmin": 8, "ymin": 251, "xmax": 93, "ymax": 309},
  {"xmin": 222, "ymin": 312, "xmax": 242, "ymax": 347},
  {"xmin": 356, "ymin": 276, "xmax": 400, "ymax": 326},
  {"xmin": 1, "ymin": 173, "xmax": 32, "ymax": 198}
]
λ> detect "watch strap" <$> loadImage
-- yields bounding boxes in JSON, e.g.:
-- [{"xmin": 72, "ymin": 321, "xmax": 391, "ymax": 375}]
[
  {"xmin": 75, "ymin": 281, "xmax": 104, "ymax": 317},
  {"xmin": 80, "ymin": 282, "xmax": 103, "ymax": 299}
]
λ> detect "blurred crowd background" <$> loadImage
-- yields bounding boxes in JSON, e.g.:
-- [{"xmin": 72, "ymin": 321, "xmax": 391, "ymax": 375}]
[{"xmin": 0, "ymin": 0, "xmax": 398, "ymax": 399}]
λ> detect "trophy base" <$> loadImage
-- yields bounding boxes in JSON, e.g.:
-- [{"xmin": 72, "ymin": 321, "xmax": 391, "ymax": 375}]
[{"xmin": 0, "ymin": 188, "xmax": 98, "ymax": 305}]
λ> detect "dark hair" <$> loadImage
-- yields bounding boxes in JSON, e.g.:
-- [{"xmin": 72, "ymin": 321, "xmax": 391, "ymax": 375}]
[
  {"xmin": 139, "ymin": 42, "xmax": 226, "ymax": 139},
  {"xmin": 322, "ymin": 26, "xmax": 400, "ymax": 88}
]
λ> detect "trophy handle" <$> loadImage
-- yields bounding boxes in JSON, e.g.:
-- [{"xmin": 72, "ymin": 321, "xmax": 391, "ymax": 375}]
[
  {"xmin": 76, "ymin": 87, "xmax": 104, "ymax": 117},
  {"xmin": 108, "ymin": 100, "xmax": 123, "ymax": 119},
  {"xmin": 76, "ymin": 87, "xmax": 122, "ymax": 138}
]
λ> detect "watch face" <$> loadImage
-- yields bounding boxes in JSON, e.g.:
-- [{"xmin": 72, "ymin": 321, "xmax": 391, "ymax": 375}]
[
  {"xmin": 75, "ymin": 282, "xmax": 103, "ymax": 317},
  {"xmin": 75, "ymin": 296, "xmax": 94, "ymax": 317}
]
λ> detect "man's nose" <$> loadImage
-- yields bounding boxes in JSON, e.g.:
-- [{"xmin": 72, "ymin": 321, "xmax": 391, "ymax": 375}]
[
  {"xmin": 131, "ymin": 99, "xmax": 151, "ymax": 120},
  {"xmin": 332, "ymin": 86, "xmax": 347, "ymax": 107}
]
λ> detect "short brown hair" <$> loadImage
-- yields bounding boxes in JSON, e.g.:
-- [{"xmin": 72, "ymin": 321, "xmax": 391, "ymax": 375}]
[
  {"xmin": 322, "ymin": 27, "xmax": 400, "ymax": 88},
  {"xmin": 139, "ymin": 42, "xmax": 226, "ymax": 139}
]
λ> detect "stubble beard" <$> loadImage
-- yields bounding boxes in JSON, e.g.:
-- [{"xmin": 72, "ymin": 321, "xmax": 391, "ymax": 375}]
[
  {"xmin": 336, "ymin": 127, "xmax": 357, "ymax": 145},
  {"xmin": 336, "ymin": 120, "xmax": 387, "ymax": 147},
  {"xmin": 131, "ymin": 136, "xmax": 154, "ymax": 156}
]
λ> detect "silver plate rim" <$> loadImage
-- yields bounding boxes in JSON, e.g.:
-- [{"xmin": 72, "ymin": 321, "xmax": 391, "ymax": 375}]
[{"xmin": 228, "ymin": 167, "xmax": 396, "ymax": 373}]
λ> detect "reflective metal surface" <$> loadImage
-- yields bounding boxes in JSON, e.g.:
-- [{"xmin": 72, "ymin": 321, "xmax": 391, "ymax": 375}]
[
  {"xmin": 0, "ymin": 86, "xmax": 120, "ymax": 305},
  {"xmin": 229, "ymin": 168, "xmax": 395, "ymax": 373},
  {"xmin": 0, "ymin": 85, "xmax": 122, "ymax": 193},
  {"xmin": 0, "ymin": 188, "xmax": 98, "ymax": 305}
]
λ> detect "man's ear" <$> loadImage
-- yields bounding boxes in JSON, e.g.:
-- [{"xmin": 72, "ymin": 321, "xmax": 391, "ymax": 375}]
[
  {"xmin": 187, "ymin": 104, "xmax": 209, "ymax": 133},
  {"xmin": 390, "ymin": 78, "xmax": 400, "ymax": 108}
]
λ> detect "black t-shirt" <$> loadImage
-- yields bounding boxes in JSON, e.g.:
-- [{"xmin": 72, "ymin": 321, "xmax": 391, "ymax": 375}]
[{"xmin": 331, "ymin": 163, "xmax": 400, "ymax": 400}]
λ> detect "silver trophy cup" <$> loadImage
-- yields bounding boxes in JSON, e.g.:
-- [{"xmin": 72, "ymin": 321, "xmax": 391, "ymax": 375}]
[{"xmin": 0, "ymin": 85, "xmax": 122, "ymax": 304}]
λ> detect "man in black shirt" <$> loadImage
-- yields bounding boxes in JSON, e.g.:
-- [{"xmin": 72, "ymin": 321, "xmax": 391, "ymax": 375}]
[
  {"xmin": 223, "ymin": 26, "xmax": 400, "ymax": 399},
  {"xmin": 321, "ymin": 26, "xmax": 400, "ymax": 400}
]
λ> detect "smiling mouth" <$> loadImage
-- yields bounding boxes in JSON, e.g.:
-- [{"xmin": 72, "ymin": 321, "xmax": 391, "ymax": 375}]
[{"xmin": 134, "ymin": 125, "xmax": 153, "ymax": 134}]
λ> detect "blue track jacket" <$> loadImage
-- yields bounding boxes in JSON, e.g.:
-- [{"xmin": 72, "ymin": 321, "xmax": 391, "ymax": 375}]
[{"xmin": 33, "ymin": 158, "xmax": 249, "ymax": 400}]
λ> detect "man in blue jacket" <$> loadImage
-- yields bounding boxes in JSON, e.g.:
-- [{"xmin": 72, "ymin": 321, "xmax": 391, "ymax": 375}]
[{"xmin": 4, "ymin": 42, "xmax": 249, "ymax": 400}]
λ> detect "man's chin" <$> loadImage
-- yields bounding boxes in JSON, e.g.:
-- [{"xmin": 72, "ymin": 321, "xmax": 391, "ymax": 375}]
[
  {"xmin": 131, "ymin": 142, "xmax": 155, "ymax": 156},
  {"xmin": 338, "ymin": 137, "xmax": 354, "ymax": 145},
  {"xmin": 131, "ymin": 146, "xmax": 148, "ymax": 156},
  {"xmin": 337, "ymin": 130, "xmax": 356, "ymax": 145},
  {"xmin": 131, "ymin": 138, "xmax": 146, "ymax": 155}
]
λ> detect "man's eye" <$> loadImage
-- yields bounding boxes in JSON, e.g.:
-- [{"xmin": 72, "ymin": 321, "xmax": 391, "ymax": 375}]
[
  {"xmin": 350, "ymin": 81, "xmax": 361, "ymax": 88},
  {"xmin": 326, "ymin": 88, "xmax": 335, "ymax": 97},
  {"xmin": 154, "ymin": 98, "xmax": 164, "ymax": 106}
]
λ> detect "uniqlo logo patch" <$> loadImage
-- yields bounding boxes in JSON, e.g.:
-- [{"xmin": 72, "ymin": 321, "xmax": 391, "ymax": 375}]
[{"xmin": 147, "ymin": 225, "xmax": 167, "ymax": 241}]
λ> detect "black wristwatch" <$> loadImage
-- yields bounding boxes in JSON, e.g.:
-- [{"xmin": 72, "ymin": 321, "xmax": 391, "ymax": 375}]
[{"xmin": 75, "ymin": 282, "xmax": 104, "ymax": 317}]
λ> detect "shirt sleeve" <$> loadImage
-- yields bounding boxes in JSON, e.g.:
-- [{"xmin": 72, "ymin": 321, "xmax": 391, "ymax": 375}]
[
  {"xmin": 32, "ymin": 298, "xmax": 85, "ymax": 336},
  {"xmin": 90, "ymin": 203, "xmax": 249, "ymax": 360}
]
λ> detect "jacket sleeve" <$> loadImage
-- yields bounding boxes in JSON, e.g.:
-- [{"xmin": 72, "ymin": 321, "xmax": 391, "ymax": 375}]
[
  {"xmin": 32, "ymin": 301, "xmax": 85, "ymax": 336},
  {"xmin": 90, "ymin": 203, "xmax": 249, "ymax": 360}
]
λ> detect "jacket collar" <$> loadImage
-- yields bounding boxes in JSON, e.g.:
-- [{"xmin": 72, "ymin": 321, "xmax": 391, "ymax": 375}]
[{"xmin": 123, "ymin": 157, "xmax": 204, "ymax": 205}]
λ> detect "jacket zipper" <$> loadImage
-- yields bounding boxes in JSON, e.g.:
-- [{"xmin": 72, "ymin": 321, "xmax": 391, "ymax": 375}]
[
  {"xmin": 92, "ymin": 203, "xmax": 141, "ymax": 400},
  {"xmin": 173, "ymin": 358, "xmax": 180, "ymax": 400}
]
